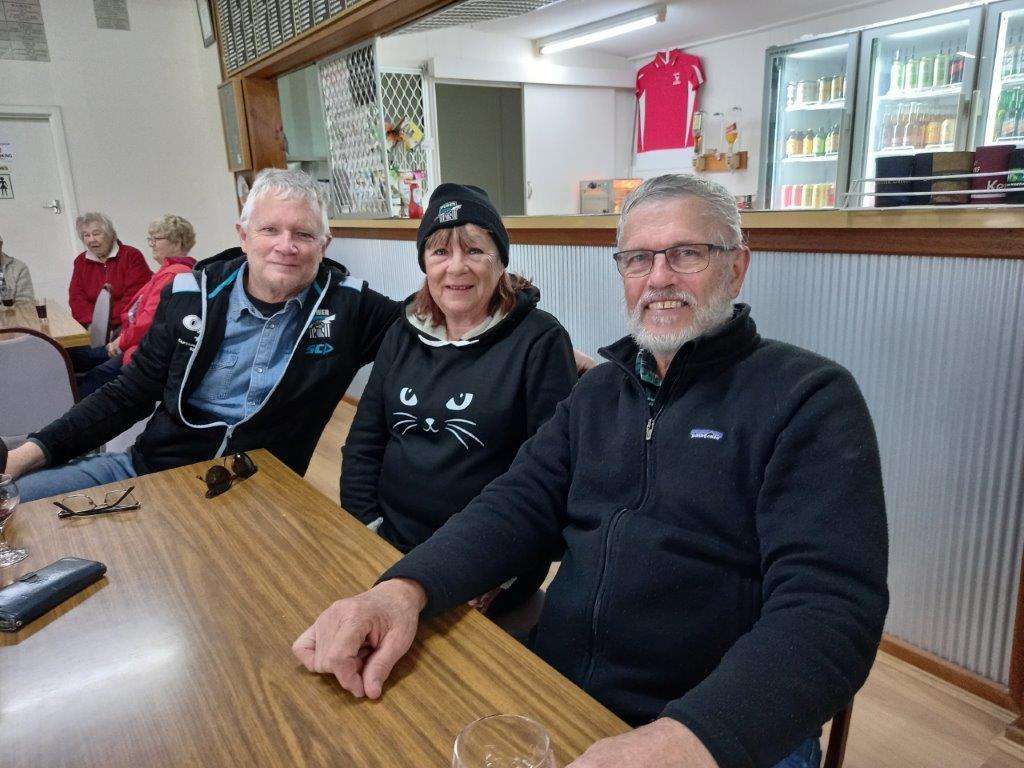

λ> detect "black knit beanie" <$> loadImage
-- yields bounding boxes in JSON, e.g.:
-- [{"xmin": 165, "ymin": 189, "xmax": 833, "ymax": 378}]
[{"xmin": 416, "ymin": 183, "xmax": 509, "ymax": 271}]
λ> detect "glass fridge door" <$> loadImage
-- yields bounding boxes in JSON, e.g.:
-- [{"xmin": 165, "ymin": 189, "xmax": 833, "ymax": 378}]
[
  {"xmin": 758, "ymin": 33, "xmax": 859, "ymax": 210},
  {"xmin": 976, "ymin": 0, "xmax": 1024, "ymax": 147},
  {"xmin": 850, "ymin": 7, "xmax": 984, "ymax": 207}
]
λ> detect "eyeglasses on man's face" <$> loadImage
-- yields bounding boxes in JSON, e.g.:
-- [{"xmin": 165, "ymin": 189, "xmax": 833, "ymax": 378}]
[{"xmin": 612, "ymin": 243, "xmax": 732, "ymax": 278}]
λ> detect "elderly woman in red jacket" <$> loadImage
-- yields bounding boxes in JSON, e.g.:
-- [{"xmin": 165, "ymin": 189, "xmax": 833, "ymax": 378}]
[
  {"xmin": 69, "ymin": 212, "xmax": 152, "ymax": 329},
  {"xmin": 77, "ymin": 215, "xmax": 197, "ymax": 397}
]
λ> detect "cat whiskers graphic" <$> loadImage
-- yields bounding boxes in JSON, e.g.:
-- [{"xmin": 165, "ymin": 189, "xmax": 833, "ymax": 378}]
[
  {"xmin": 391, "ymin": 411, "xmax": 419, "ymax": 435},
  {"xmin": 444, "ymin": 418, "xmax": 484, "ymax": 449}
]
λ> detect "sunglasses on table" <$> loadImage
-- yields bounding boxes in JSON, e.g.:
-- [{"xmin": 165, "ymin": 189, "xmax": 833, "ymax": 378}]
[
  {"xmin": 198, "ymin": 452, "xmax": 258, "ymax": 498},
  {"xmin": 54, "ymin": 487, "xmax": 140, "ymax": 518}
]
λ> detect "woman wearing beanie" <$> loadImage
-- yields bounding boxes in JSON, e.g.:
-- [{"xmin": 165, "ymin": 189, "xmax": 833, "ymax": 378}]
[{"xmin": 341, "ymin": 183, "xmax": 577, "ymax": 623}]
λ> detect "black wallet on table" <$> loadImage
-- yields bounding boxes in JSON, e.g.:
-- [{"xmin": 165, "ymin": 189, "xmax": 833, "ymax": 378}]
[{"xmin": 0, "ymin": 557, "xmax": 106, "ymax": 632}]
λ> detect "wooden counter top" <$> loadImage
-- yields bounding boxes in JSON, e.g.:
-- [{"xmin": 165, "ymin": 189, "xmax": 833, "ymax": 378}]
[{"xmin": 330, "ymin": 207, "xmax": 1024, "ymax": 258}]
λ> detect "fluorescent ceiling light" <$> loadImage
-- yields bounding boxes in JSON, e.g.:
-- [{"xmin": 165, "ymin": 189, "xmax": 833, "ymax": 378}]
[
  {"xmin": 888, "ymin": 20, "xmax": 966, "ymax": 40},
  {"xmin": 536, "ymin": 4, "xmax": 666, "ymax": 56},
  {"xmin": 788, "ymin": 43, "xmax": 847, "ymax": 60}
]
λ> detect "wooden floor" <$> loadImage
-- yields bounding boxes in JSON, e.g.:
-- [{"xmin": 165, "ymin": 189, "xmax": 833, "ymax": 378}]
[{"xmin": 306, "ymin": 400, "xmax": 1024, "ymax": 768}]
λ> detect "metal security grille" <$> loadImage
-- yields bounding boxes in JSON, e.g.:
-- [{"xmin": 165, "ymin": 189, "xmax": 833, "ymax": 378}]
[
  {"xmin": 318, "ymin": 40, "xmax": 391, "ymax": 217},
  {"xmin": 380, "ymin": 69, "xmax": 434, "ymax": 215},
  {"xmin": 395, "ymin": 0, "xmax": 561, "ymax": 34}
]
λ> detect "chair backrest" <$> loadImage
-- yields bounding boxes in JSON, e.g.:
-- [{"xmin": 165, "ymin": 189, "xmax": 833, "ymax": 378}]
[
  {"xmin": 823, "ymin": 701, "xmax": 855, "ymax": 768},
  {"xmin": 0, "ymin": 328, "xmax": 78, "ymax": 444},
  {"xmin": 89, "ymin": 283, "xmax": 113, "ymax": 347}
]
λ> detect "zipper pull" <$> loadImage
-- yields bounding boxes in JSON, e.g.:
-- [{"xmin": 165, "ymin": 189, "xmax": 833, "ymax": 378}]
[{"xmin": 645, "ymin": 418, "xmax": 654, "ymax": 441}]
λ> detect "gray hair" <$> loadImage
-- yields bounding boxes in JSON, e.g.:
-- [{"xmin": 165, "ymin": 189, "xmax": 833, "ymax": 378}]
[
  {"xmin": 75, "ymin": 212, "xmax": 117, "ymax": 242},
  {"xmin": 239, "ymin": 168, "xmax": 330, "ymax": 240},
  {"xmin": 617, "ymin": 174, "xmax": 743, "ymax": 250}
]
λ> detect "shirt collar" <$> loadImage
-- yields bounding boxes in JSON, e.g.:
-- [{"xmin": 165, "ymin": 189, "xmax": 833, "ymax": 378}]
[
  {"xmin": 230, "ymin": 263, "xmax": 312, "ymax": 320},
  {"xmin": 84, "ymin": 241, "xmax": 120, "ymax": 263},
  {"xmin": 654, "ymin": 49, "xmax": 680, "ymax": 68},
  {"xmin": 635, "ymin": 348, "xmax": 663, "ymax": 387}
]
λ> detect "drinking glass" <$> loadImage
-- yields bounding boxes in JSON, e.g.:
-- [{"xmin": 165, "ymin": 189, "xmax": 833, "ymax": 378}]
[
  {"xmin": 452, "ymin": 715, "xmax": 555, "ymax": 768},
  {"xmin": 35, "ymin": 299, "xmax": 48, "ymax": 321},
  {"xmin": 0, "ymin": 474, "xmax": 28, "ymax": 567},
  {"xmin": 0, "ymin": 285, "xmax": 13, "ymax": 311}
]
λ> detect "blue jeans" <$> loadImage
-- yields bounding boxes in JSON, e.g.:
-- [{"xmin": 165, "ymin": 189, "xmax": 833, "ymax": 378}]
[
  {"xmin": 78, "ymin": 354, "xmax": 123, "ymax": 398},
  {"xmin": 771, "ymin": 737, "xmax": 822, "ymax": 768},
  {"xmin": 16, "ymin": 452, "xmax": 137, "ymax": 503}
]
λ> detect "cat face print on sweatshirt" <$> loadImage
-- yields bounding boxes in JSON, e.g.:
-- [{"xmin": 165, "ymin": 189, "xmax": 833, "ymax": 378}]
[{"xmin": 391, "ymin": 385, "xmax": 484, "ymax": 449}]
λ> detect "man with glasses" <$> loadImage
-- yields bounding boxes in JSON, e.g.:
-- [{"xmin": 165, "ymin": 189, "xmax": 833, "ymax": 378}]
[
  {"xmin": 5, "ymin": 169, "xmax": 401, "ymax": 502},
  {"xmin": 295, "ymin": 174, "xmax": 889, "ymax": 768}
]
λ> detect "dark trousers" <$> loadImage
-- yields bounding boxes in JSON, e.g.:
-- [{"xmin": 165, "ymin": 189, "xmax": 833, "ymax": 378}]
[{"xmin": 77, "ymin": 354, "xmax": 124, "ymax": 398}]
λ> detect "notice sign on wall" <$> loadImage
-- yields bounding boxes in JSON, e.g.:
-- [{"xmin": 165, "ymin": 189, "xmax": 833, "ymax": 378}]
[
  {"xmin": 0, "ymin": 173, "xmax": 13, "ymax": 199},
  {"xmin": 94, "ymin": 0, "xmax": 129, "ymax": 30},
  {"xmin": 0, "ymin": 0, "xmax": 50, "ymax": 61},
  {"xmin": 0, "ymin": 143, "xmax": 12, "ymax": 161}
]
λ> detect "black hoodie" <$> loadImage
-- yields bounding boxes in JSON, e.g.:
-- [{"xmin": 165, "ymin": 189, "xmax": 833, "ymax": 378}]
[
  {"xmin": 382, "ymin": 305, "xmax": 889, "ymax": 768},
  {"xmin": 31, "ymin": 249, "xmax": 401, "ymax": 475},
  {"xmin": 341, "ymin": 286, "xmax": 576, "ymax": 569}
]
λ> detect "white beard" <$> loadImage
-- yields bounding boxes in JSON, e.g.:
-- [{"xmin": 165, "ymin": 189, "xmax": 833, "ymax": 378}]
[{"xmin": 624, "ymin": 277, "xmax": 735, "ymax": 360}]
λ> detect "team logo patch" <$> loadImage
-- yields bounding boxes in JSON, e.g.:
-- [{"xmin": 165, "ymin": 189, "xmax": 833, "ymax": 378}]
[
  {"xmin": 182, "ymin": 314, "xmax": 202, "ymax": 332},
  {"xmin": 308, "ymin": 310, "xmax": 335, "ymax": 340},
  {"xmin": 690, "ymin": 428, "xmax": 723, "ymax": 441},
  {"xmin": 306, "ymin": 342, "xmax": 334, "ymax": 356},
  {"xmin": 436, "ymin": 201, "xmax": 461, "ymax": 224}
]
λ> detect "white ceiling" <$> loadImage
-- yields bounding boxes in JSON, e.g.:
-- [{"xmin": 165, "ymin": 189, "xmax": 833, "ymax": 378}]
[{"xmin": 471, "ymin": 0, "xmax": 879, "ymax": 59}]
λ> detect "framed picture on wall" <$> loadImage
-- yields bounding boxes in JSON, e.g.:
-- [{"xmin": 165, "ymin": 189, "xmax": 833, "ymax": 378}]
[{"xmin": 196, "ymin": 0, "xmax": 215, "ymax": 48}]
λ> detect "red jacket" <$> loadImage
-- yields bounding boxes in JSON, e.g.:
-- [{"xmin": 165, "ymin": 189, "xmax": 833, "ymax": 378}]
[
  {"xmin": 117, "ymin": 255, "xmax": 197, "ymax": 365},
  {"xmin": 68, "ymin": 241, "xmax": 153, "ymax": 328}
]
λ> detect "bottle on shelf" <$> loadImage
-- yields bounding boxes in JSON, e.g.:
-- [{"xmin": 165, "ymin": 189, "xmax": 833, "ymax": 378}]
[
  {"xmin": 933, "ymin": 44, "xmax": 950, "ymax": 88},
  {"xmin": 925, "ymin": 113, "xmax": 942, "ymax": 146},
  {"xmin": 813, "ymin": 126, "xmax": 825, "ymax": 156},
  {"xmin": 1004, "ymin": 33, "xmax": 1018, "ymax": 79},
  {"xmin": 1014, "ymin": 89, "xmax": 1024, "ymax": 138},
  {"xmin": 1016, "ymin": 31, "xmax": 1024, "ymax": 76},
  {"xmin": 995, "ymin": 90, "xmax": 1009, "ymax": 137},
  {"xmin": 802, "ymin": 129, "xmax": 814, "ymax": 156},
  {"xmin": 918, "ymin": 50, "xmax": 934, "ymax": 90},
  {"xmin": 940, "ymin": 114, "xmax": 955, "ymax": 145},
  {"xmin": 1002, "ymin": 89, "xmax": 1020, "ymax": 138},
  {"xmin": 831, "ymin": 73, "xmax": 844, "ymax": 102},
  {"xmin": 904, "ymin": 47, "xmax": 918, "ymax": 92},
  {"xmin": 889, "ymin": 49, "xmax": 903, "ymax": 95},
  {"xmin": 785, "ymin": 129, "xmax": 799, "ymax": 157}
]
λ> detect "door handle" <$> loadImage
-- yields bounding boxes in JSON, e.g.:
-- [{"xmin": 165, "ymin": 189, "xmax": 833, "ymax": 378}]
[
  {"xmin": 43, "ymin": 199, "xmax": 62, "ymax": 214},
  {"xmin": 966, "ymin": 89, "xmax": 983, "ymax": 149}
]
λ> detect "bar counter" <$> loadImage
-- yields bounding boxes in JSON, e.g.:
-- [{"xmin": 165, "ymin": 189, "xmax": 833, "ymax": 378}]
[{"xmin": 331, "ymin": 206, "xmax": 1024, "ymax": 258}]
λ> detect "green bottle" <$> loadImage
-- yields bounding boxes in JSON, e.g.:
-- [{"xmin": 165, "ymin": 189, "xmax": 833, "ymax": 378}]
[
  {"xmin": 905, "ymin": 47, "xmax": 918, "ymax": 91},
  {"xmin": 918, "ymin": 51, "xmax": 934, "ymax": 89},
  {"xmin": 995, "ymin": 89, "xmax": 1009, "ymax": 138},
  {"xmin": 933, "ymin": 45, "xmax": 950, "ymax": 88}
]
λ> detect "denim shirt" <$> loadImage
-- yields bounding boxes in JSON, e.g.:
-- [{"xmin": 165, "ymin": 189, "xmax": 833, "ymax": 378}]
[{"xmin": 188, "ymin": 266, "xmax": 312, "ymax": 425}]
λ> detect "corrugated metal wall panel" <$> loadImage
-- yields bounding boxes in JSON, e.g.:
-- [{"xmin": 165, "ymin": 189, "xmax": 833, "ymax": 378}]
[{"xmin": 329, "ymin": 238, "xmax": 1024, "ymax": 685}]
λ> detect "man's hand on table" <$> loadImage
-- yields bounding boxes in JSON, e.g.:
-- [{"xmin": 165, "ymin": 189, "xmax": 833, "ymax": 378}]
[
  {"xmin": 292, "ymin": 577, "xmax": 426, "ymax": 699},
  {"xmin": 5, "ymin": 442, "xmax": 45, "ymax": 480},
  {"xmin": 567, "ymin": 718, "xmax": 719, "ymax": 768}
]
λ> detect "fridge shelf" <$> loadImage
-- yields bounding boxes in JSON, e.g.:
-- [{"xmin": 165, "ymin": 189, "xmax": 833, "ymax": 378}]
[
  {"xmin": 873, "ymin": 143, "xmax": 955, "ymax": 156},
  {"xmin": 781, "ymin": 154, "xmax": 839, "ymax": 162},
  {"xmin": 879, "ymin": 84, "xmax": 962, "ymax": 101},
  {"xmin": 993, "ymin": 135, "xmax": 1024, "ymax": 143},
  {"xmin": 999, "ymin": 72, "xmax": 1024, "ymax": 86},
  {"xmin": 786, "ymin": 100, "xmax": 846, "ymax": 112}
]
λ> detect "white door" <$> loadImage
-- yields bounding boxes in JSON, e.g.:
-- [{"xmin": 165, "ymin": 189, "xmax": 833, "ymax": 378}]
[{"xmin": 0, "ymin": 115, "xmax": 76, "ymax": 302}]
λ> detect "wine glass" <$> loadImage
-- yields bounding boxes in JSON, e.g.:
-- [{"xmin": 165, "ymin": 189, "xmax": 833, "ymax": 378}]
[
  {"xmin": 452, "ymin": 714, "xmax": 555, "ymax": 768},
  {"xmin": 0, "ymin": 474, "xmax": 28, "ymax": 567}
]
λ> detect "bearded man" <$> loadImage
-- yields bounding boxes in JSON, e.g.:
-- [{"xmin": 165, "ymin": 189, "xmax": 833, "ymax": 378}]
[{"xmin": 293, "ymin": 174, "xmax": 890, "ymax": 768}]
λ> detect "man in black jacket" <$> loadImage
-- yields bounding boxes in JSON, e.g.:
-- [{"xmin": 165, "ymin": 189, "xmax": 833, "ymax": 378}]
[
  {"xmin": 293, "ymin": 174, "xmax": 889, "ymax": 768},
  {"xmin": 7, "ymin": 169, "xmax": 400, "ymax": 502}
]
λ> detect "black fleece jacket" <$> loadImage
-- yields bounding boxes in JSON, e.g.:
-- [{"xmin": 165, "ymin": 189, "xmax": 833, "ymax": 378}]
[
  {"xmin": 382, "ymin": 305, "xmax": 889, "ymax": 768},
  {"xmin": 31, "ymin": 249, "xmax": 400, "ymax": 475},
  {"xmin": 342, "ymin": 286, "xmax": 577, "ymax": 554}
]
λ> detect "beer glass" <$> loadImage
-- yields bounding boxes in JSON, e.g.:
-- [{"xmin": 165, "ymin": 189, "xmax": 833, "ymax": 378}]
[{"xmin": 452, "ymin": 715, "xmax": 554, "ymax": 768}]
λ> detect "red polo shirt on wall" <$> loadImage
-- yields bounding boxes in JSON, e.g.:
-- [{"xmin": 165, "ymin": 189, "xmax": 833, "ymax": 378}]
[{"xmin": 635, "ymin": 49, "xmax": 705, "ymax": 152}]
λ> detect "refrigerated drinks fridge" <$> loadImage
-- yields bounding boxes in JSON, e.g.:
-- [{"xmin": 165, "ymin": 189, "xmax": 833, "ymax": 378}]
[
  {"xmin": 976, "ymin": 0, "xmax": 1024, "ymax": 147},
  {"xmin": 849, "ymin": 7, "xmax": 984, "ymax": 207},
  {"xmin": 757, "ymin": 34, "xmax": 859, "ymax": 210}
]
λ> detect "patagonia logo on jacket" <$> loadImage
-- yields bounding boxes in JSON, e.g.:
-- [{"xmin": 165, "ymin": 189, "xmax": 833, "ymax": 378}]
[{"xmin": 690, "ymin": 428, "xmax": 723, "ymax": 441}]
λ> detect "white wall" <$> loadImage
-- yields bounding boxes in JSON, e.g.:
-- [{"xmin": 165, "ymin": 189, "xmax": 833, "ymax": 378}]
[
  {"xmin": 633, "ymin": 0, "xmax": 985, "ymax": 198},
  {"xmin": 381, "ymin": 25, "xmax": 636, "ymax": 214},
  {"xmin": 0, "ymin": 0, "xmax": 237, "ymax": 296}
]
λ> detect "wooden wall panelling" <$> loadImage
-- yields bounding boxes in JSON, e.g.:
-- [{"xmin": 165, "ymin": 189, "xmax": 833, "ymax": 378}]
[{"xmin": 240, "ymin": 76, "xmax": 287, "ymax": 172}]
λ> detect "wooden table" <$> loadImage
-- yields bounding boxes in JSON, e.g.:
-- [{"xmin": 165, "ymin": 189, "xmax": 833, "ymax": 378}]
[
  {"xmin": 0, "ymin": 450, "xmax": 628, "ymax": 767},
  {"xmin": 0, "ymin": 298, "xmax": 90, "ymax": 348}
]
